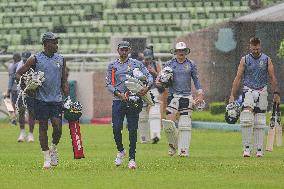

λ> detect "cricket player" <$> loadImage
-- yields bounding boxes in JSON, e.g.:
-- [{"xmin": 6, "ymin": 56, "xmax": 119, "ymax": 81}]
[
  {"xmin": 157, "ymin": 41, "xmax": 204, "ymax": 157},
  {"xmin": 229, "ymin": 37, "xmax": 280, "ymax": 157},
  {"xmin": 106, "ymin": 41, "xmax": 153, "ymax": 169},
  {"xmin": 138, "ymin": 48, "xmax": 162, "ymax": 144},
  {"xmin": 5, "ymin": 53, "xmax": 22, "ymax": 125},
  {"xmin": 16, "ymin": 32, "xmax": 69, "ymax": 169},
  {"xmin": 15, "ymin": 51, "xmax": 35, "ymax": 142}
]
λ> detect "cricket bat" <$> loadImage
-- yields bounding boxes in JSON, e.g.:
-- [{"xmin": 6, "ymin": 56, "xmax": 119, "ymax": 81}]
[
  {"xmin": 69, "ymin": 120, "xmax": 85, "ymax": 159},
  {"xmin": 266, "ymin": 103, "xmax": 281, "ymax": 151},
  {"xmin": 3, "ymin": 97, "xmax": 15, "ymax": 112}
]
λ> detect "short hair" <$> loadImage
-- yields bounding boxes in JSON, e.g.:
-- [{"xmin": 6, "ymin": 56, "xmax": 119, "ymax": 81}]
[{"xmin": 249, "ymin": 37, "xmax": 261, "ymax": 46}]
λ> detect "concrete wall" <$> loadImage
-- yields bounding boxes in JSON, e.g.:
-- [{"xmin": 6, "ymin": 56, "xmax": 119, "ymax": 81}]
[{"xmin": 176, "ymin": 21, "xmax": 284, "ymax": 104}]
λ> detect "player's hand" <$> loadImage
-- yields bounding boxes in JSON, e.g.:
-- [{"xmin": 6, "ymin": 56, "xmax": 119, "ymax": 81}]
[
  {"xmin": 148, "ymin": 66, "xmax": 156, "ymax": 75},
  {"xmin": 229, "ymin": 95, "xmax": 234, "ymax": 103},
  {"xmin": 273, "ymin": 93, "xmax": 280, "ymax": 105},
  {"xmin": 194, "ymin": 93, "xmax": 204, "ymax": 104},
  {"xmin": 137, "ymin": 86, "xmax": 149, "ymax": 96},
  {"xmin": 118, "ymin": 93, "xmax": 127, "ymax": 102},
  {"xmin": 3, "ymin": 92, "xmax": 10, "ymax": 98}
]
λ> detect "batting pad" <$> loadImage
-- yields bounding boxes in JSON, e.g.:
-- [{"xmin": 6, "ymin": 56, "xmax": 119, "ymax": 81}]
[
  {"xmin": 125, "ymin": 75, "xmax": 154, "ymax": 106},
  {"xmin": 149, "ymin": 104, "xmax": 161, "ymax": 139},
  {"xmin": 178, "ymin": 115, "xmax": 192, "ymax": 156},
  {"xmin": 138, "ymin": 108, "xmax": 150, "ymax": 143},
  {"xmin": 162, "ymin": 119, "xmax": 178, "ymax": 149}
]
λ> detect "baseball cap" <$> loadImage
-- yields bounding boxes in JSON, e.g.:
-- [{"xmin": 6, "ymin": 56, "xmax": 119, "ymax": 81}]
[
  {"xmin": 22, "ymin": 51, "xmax": 31, "ymax": 60},
  {"xmin": 143, "ymin": 49, "xmax": 153, "ymax": 59},
  {"xmin": 41, "ymin": 32, "xmax": 60, "ymax": 43},
  {"xmin": 118, "ymin": 41, "xmax": 130, "ymax": 49}
]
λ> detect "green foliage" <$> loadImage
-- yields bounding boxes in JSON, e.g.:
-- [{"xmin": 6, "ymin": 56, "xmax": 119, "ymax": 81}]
[
  {"xmin": 209, "ymin": 102, "xmax": 226, "ymax": 115},
  {"xmin": 192, "ymin": 111, "xmax": 225, "ymax": 122},
  {"xmin": 279, "ymin": 104, "xmax": 284, "ymax": 115},
  {"xmin": 278, "ymin": 39, "xmax": 284, "ymax": 58},
  {"xmin": 1, "ymin": 124, "xmax": 284, "ymax": 189}
]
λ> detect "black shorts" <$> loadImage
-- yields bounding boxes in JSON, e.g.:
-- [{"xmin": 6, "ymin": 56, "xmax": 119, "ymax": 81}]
[
  {"xmin": 18, "ymin": 96, "xmax": 35, "ymax": 114},
  {"xmin": 34, "ymin": 99, "xmax": 63, "ymax": 120}
]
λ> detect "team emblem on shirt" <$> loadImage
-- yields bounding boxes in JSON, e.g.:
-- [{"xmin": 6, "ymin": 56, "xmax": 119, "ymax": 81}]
[
  {"xmin": 184, "ymin": 64, "xmax": 189, "ymax": 70},
  {"xmin": 259, "ymin": 60, "xmax": 264, "ymax": 67}
]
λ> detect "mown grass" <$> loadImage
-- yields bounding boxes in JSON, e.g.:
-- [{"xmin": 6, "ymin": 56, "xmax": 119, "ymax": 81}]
[{"xmin": 0, "ymin": 122, "xmax": 284, "ymax": 189}]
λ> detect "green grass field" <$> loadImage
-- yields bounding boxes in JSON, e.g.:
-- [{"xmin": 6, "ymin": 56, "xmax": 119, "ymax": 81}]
[{"xmin": 1, "ymin": 123, "xmax": 284, "ymax": 189}]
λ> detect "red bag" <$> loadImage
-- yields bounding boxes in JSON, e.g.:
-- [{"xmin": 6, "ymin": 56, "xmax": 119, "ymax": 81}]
[{"xmin": 69, "ymin": 121, "xmax": 85, "ymax": 159}]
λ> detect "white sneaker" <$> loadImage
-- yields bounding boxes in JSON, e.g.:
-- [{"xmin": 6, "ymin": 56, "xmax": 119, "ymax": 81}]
[
  {"xmin": 179, "ymin": 149, "xmax": 189, "ymax": 157},
  {"xmin": 27, "ymin": 133, "xmax": 34, "ymax": 143},
  {"xmin": 43, "ymin": 150, "xmax": 51, "ymax": 169},
  {"xmin": 50, "ymin": 144, "xmax": 58, "ymax": 166},
  {"xmin": 128, "ymin": 159, "xmax": 137, "ymax": 169},
  {"xmin": 114, "ymin": 150, "xmax": 126, "ymax": 166},
  {"xmin": 243, "ymin": 148, "xmax": 250, "ymax": 157},
  {"xmin": 168, "ymin": 144, "xmax": 176, "ymax": 156},
  {"xmin": 256, "ymin": 150, "xmax": 263, "ymax": 157},
  {"xmin": 17, "ymin": 130, "xmax": 26, "ymax": 142}
]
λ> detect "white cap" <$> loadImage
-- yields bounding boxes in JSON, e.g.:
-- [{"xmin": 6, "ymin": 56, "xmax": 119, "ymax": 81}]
[
  {"xmin": 170, "ymin": 41, "xmax": 190, "ymax": 54},
  {"xmin": 175, "ymin": 42, "xmax": 187, "ymax": 50}
]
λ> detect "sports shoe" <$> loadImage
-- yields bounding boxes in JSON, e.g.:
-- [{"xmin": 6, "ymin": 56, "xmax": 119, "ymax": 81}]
[
  {"xmin": 114, "ymin": 149, "xmax": 126, "ymax": 166},
  {"xmin": 152, "ymin": 136, "xmax": 160, "ymax": 144},
  {"xmin": 50, "ymin": 144, "xmax": 58, "ymax": 166},
  {"xmin": 128, "ymin": 159, "xmax": 137, "ymax": 169},
  {"xmin": 17, "ymin": 130, "xmax": 26, "ymax": 142},
  {"xmin": 168, "ymin": 144, "xmax": 176, "ymax": 156},
  {"xmin": 43, "ymin": 150, "xmax": 51, "ymax": 169},
  {"xmin": 179, "ymin": 149, "xmax": 189, "ymax": 157},
  {"xmin": 256, "ymin": 150, "xmax": 263, "ymax": 157},
  {"xmin": 243, "ymin": 148, "xmax": 250, "ymax": 157},
  {"xmin": 27, "ymin": 133, "xmax": 34, "ymax": 143}
]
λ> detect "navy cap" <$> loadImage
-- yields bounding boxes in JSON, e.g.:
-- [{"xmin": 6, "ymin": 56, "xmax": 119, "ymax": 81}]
[
  {"xmin": 118, "ymin": 41, "xmax": 130, "ymax": 49},
  {"xmin": 41, "ymin": 32, "xmax": 60, "ymax": 43},
  {"xmin": 22, "ymin": 51, "xmax": 31, "ymax": 60},
  {"xmin": 143, "ymin": 49, "xmax": 153, "ymax": 59}
]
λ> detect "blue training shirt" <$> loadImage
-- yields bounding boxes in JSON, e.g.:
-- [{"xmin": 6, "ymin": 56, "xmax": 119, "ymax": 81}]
[
  {"xmin": 34, "ymin": 52, "xmax": 64, "ymax": 102},
  {"xmin": 243, "ymin": 53, "xmax": 269, "ymax": 90},
  {"xmin": 106, "ymin": 58, "xmax": 153, "ymax": 100},
  {"xmin": 164, "ymin": 58, "xmax": 202, "ymax": 96}
]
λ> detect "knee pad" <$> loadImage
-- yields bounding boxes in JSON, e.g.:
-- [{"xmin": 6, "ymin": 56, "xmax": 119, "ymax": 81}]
[
  {"xmin": 254, "ymin": 113, "xmax": 266, "ymax": 129},
  {"xmin": 240, "ymin": 110, "xmax": 254, "ymax": 127}
]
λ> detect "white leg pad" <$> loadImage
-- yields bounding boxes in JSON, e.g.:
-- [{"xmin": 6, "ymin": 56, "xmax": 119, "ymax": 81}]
[
  {"xmin": 177, "ymin": 115, "xmax": 192, "ymax": 156},
  {"xmin": 162, "ymin": 119, "xmax": 178, "ymax": 149},
  {"xmin": 138, "ymin": 108, "xmax": 150, "ymax": 143},
  {"xmin": 240, "ymin": 110, "xmax": 254, "ymax": 150},
  {"xmin": 254, "ymin": 113, "xmax": 266, "ymax": 151},
  {"xmin": 149, "ymin": 104, "xmax": 161, "ymax": 139}
]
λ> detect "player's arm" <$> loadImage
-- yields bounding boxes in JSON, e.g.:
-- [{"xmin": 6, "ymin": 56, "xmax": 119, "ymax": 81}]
[
  {"xmin": 267, "ymin": 57, "xmax": 280, "ymax": 104},
  {"xmin": 16, "ymin": 56, "xmax": 36, "ymax": 81},
  {"xmin": 61, "ymin": 58, "xmax": 69, "ymax": 97},
  {"xmin": 229, "ymin": 57, "xmax": 245, "ymax": 102},
  {"xmin": 191, "ymin": 63, "xmax": 204, "ymax": 103}
]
